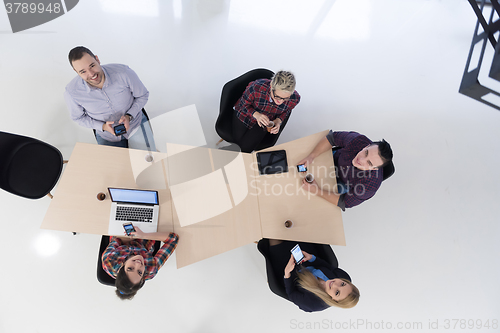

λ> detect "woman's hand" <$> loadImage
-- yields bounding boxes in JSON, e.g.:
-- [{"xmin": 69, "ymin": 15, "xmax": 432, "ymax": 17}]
[
  {"xmin": 253, "ymin": 112, "xmax": 270, "ymax": 128},
  {"xmin": 302, "ymin": 251, "xmax": 313, "ymax": 262},
  {"xmin": 128, "ymin": 225, "xmax": 146, "ymax": 239},
  {"xmin": 284, "ymin": 254, "xmax": 296, "ymax": 279},
  {"xmin": 269, "ymin": 119, "xmax": 281, "ymax": 134}
]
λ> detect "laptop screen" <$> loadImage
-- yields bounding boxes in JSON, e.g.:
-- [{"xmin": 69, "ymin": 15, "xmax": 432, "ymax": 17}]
[{"xmin": 108, "ymin": 188, "xmax": 159, "ymax": 205}]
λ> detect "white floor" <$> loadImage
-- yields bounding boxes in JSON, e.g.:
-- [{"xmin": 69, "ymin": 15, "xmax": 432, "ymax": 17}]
[{"xmin": 1, "ymin": 1, "xmax": 499, "ymax": 332}]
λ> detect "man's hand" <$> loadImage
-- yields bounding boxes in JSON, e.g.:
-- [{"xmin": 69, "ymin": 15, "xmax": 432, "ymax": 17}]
[
  {"xmin": 284, "ymin": 254, "xmax": 296, "ymax": 279},
  {"xmin": 118, "ymin": 114, "xmax": 131, "ymax": 132},
  {"xmin": 270, "ymin": 118, "xmax": 281, "ymax": 134},
  {"xmin": 301, "ymin": 178, "xmax": 320, "ymax": 195},
  {"xmin": 253, "ymin": 112, "xmax": 270, "ymax": 128},
  {"xmin": 102, "ymin": 121, "xmax": 115, "ymax": 135},
  {"xmin": 297, "ymin": 154, "xmax": 314, "ymax": 167}
]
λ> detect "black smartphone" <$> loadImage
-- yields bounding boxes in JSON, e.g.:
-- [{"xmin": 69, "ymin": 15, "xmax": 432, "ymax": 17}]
[
  {"xmin": 114, "ymin": 124, "xmax": 127, "ymax": 136},
  {"xmin": 123, "ymin": 223, "xmax": 136, "ymax": 236},
  {"xmin": 291, "ymin": 244, "xmax": 305, "ymax": 264},
  {"xmin": 297, "ymin": 164, "xmax": 307, "ymax": 172}
]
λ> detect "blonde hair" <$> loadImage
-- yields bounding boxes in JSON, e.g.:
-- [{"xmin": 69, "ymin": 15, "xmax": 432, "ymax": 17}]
[
  {"xmin": 296, "ymin": 270, "xmax": 360, "ymax": 309},
  {"xmin": 270, "ymin": 70, "xmax": 296, "ymax": 93}
]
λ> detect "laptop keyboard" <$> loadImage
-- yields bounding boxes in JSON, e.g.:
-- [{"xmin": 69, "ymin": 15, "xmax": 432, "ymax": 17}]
[{"xmin": 116, "ymin": 206, "xmax": 154, "ymax": 223}]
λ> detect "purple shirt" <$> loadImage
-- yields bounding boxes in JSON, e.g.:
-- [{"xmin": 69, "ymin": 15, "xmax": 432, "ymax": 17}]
[
  {"xmin": 64, "ymin": 64, "xmax": 149, "ymax": 142},
  {"xmin": 326, "ymin": 131, "xmax": 383, "ymax": 209}
]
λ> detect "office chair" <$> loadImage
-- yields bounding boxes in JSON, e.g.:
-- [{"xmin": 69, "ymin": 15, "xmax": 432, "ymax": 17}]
[
  {"xmin": 97, "ymin": 235, "xmax": 161, "ymax": 286},
  {"xmin": 332, "ymin": 146, "xmax": 395, "ymax": 181},
  {"xmin": 257, "ymin": 239, "xmax": 339, "ymax": 301},
  {"xmin": 92, "ymin": 108, "xmax": 152, "ymax": 140},
  {"xmin": 216, "ymin": 68, "xmax": 274, "ymax": 145},
  {"xmin": 0, "ymin": 131, "xmax": 64, "ymax": 199}
]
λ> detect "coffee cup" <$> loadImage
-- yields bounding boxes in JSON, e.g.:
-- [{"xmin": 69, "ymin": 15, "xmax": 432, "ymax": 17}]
[
  {"xmin": 97, "ymin": 192, "xmax": 106, "ymax": 201},
  {"xmin": 266, "ymin": 121, "xmax": 275, "ymax": 132},
  {"xmin": 305, "ymin": 173, "xmax": 314, "ymax": 183},
  {"xmin": 284, "ymin": 220, "xmax": 293, "ymax": 228}
]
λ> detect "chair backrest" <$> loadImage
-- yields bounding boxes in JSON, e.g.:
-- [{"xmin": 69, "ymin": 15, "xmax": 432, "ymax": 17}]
[
  {"xmin": 0, "ymin": 131, "xmax": 63, "ymax": 199},
  {"xmin": 216, "ymin": 68, "xmax": 274, "ymax": 142},
  {"xmin": 257, "ymin": 239, "xmax": 338, "ymax": 301},
  {"xmin": 97, "ymin": 235, "xmax": 161, "ymax": 287}
]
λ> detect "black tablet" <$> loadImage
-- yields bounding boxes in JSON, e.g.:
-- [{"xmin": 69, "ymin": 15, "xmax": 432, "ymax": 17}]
[{"xmin": 256, "ymin": 150, "xmax": 288, "ymax": 175}]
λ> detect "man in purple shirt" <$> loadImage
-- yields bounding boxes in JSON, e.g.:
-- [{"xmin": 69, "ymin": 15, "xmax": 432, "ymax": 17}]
[
  {"xmin": 64, "ymin": 46, "xmax": 155, "ymax": 150},
  {"xmin": 299, "ymin": 131, "xmax": 393, "ymax": 210}
]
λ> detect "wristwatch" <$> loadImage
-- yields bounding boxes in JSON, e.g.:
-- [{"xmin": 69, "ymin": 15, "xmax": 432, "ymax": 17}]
[{"xmin": 125, "ymin": 113, "xmax": 133, "ymax": 121}]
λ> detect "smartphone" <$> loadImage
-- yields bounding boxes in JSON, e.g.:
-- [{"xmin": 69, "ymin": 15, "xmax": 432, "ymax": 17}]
[
  {"xmin": 297, "ymin": 164, "xmax": 307, "ymax": 173},
  {"xmin": 114, "ymin": 124, "xmax": 127, "ymax": 136},
  {"xmin": 290, "ymin": 244, "xmax": 305, "ymax": 264},
  {"xmin": 123, "ymin": 223, "xmax": 136, "ymax": 236}
]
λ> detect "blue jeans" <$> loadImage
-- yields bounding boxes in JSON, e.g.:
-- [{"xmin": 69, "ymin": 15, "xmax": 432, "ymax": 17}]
[{"xmin": 95, "ymin": 113, "xmax": 157, "ymax": 151}]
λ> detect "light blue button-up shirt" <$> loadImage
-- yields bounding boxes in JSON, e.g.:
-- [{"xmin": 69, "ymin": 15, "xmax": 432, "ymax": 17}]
[{"xmin": 64, "ymin": 64, "xmax": 149, "ymax": 142}]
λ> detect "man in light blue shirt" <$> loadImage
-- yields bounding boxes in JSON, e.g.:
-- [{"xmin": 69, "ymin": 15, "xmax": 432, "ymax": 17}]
[{"xmin": 64, "ymin": 46, "xmax": 155, "ymax": 150}]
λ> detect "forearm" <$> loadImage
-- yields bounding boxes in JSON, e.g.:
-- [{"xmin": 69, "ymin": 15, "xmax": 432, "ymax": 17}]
[
  {"xmin": 317, "ymin": 187, "xmax": 340, "ymax": 205},
  {"xmin": 309, "ymin": 137, "xmax": 333, "ymax": 160},
  {"xmin": 65, "ymin": 92, "xmax": 105, "ymax": 131},
  {"xmin": 142, "ymin": 231, "xmax": 174, "ymax": 241}
]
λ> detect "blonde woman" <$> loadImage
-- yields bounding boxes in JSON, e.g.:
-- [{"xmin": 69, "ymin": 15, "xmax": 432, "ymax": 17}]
[
  {"xmin": 260, "ymin": 239, "xmax": 359, "ymax": 312},
  {"xmin": 233, "ymin": 70, "xmax": 300, "ymax": 153}
]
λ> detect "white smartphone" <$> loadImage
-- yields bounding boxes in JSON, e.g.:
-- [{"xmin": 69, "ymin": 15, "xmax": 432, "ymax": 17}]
[{"xmin": 291, "ymin": 244, "xmax": 305, "ymax": 264}]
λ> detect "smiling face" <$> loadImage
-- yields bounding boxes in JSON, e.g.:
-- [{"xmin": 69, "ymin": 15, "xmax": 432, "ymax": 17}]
[
  {"xmin": 352, "ymin": 145, "xmax": 384, "ymax": 171},
  {"xmin": 271, "ymin": 89, "xmax": 293, "ymax": 106},
  {"xmin": 324, "ymin": 278, "xmax": 353, "ymax": 301},
  {"xmin": 123, "ymin": 255, "xmax": 145, "ymax": 285},
  {"xmin": 71, "ymin": 53, "xmax": 105, "ymax": 88}
]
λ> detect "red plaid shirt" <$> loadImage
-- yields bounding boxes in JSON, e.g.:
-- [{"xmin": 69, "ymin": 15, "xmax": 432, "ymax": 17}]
[
  {"xmin": 234, "ymin": 79, "xmax": 300, "ymax": 129},
  {"xmin": 102, "ymin": 233, "xmax": 178, "ymax": 280}
]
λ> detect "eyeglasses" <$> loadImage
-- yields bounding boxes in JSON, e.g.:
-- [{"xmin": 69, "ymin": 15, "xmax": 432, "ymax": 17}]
[{"xmin": 272, "ymin": 89, "xmax": 290, "ymax": 102}]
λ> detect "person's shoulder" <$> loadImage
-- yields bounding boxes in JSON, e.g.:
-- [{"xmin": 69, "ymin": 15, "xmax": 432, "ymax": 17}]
[
  {"xmin": 351, "ymin": 132, "xmax": 372, "ymax": 147},
  {"xmin": 103, "ymin": 63, "xmax": 130, "ymax": 72},
  {"xmin": 252, "ymin": 79, "xmax": 270, "ymax": 90},
  {"xmin": 65, "ymin": 75, "xmax": 85, "ymax": 93}
]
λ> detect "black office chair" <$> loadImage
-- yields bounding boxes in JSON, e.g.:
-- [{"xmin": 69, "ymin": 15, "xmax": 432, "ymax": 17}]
[
  {"xmin": 332, "ymin": 146, "xmax": 395, "ymax": 181},
  {"xmin": 257, "ymin": 239, "xmax": 339, "ymax": 301},
  {"xmin": 92, "ymin": 108, "xmax": 152, "ymax": 140},
  {"xmin": 97, "ymin": 235, "xmax": 161, "ymax": 286},
  {"xmin": 216, "ymin": 68, "xmax": 274, "ymax": 145},
  {"xmin": 0, "ymin": 131, "xmax": 64, "ymax": 199}
]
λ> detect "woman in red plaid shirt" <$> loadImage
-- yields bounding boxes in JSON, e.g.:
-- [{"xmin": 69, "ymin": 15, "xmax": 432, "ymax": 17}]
[
  {"xmin": 233, "ymin": 71, "xmax": 301, "ymax": 153},
  {"xmin": 102, "ymin": 226, "xmax": 179, "ymax": 300}
]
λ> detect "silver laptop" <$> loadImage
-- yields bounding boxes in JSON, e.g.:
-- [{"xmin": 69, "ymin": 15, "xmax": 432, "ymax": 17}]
[{"xmin": 108, "ymin": 188, "xmax": 159, "ymax": 234}]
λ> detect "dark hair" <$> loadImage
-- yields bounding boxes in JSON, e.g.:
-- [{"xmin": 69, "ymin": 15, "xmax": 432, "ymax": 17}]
[
  {"xmin": 371, "ymin": 139, "xmax": 393, "ymax": 167},
  {"xmin": 115, "ymin": 265, "xmax": 145, "ymax": 300},
  {"xmin": 68, "ymin": 46, "xmax": 95, "ymax": 66}
]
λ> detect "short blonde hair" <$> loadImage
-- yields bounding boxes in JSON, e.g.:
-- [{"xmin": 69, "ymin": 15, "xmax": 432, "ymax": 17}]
[
  {"xmin": 270, "ymin": 71, "xmax": 296, "ymax": 93},
  {"xmin": 297, "ymin": 270, "xmax": 360, "ymax": 309}
]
